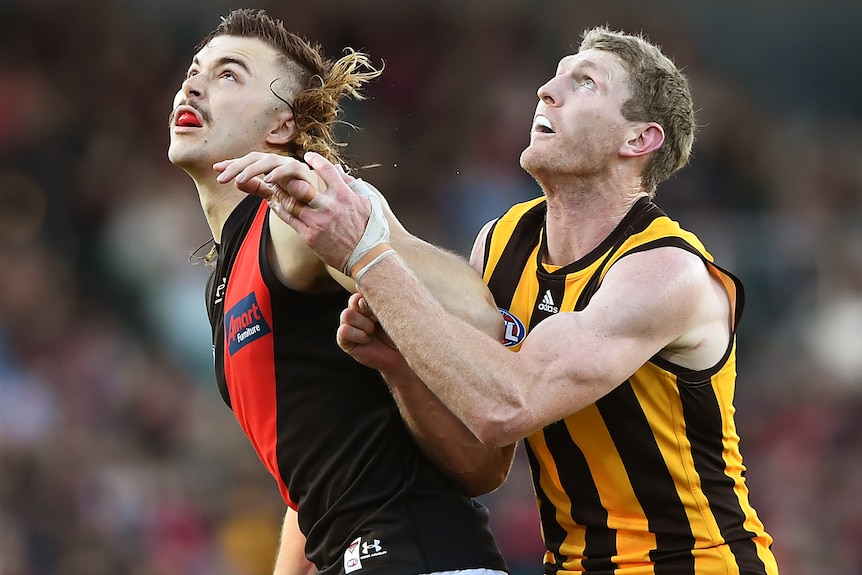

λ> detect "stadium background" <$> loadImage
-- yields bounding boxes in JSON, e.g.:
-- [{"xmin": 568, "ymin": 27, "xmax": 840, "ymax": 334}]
[{"xmin": 1, "ymin": 0, "xmax": 861, "ymax": 573}]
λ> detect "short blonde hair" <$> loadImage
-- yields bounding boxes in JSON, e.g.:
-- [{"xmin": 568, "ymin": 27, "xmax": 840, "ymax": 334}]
[{"xmin": 580, "ymin": 26, "xmax": 696, "ymax": 196}]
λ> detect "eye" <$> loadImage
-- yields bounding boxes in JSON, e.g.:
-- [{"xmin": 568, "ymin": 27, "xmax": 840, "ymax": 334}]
[
  {"xmin": 581, "ymin": 77, "xmax": 596, "ymax": 89},
  {"xmin": 186, "ymin": 69, "xmax": 199, "ymax": 79},
  {"xmin": 219, "ymin": 69, "xmax": 238, "ymax": 81}
]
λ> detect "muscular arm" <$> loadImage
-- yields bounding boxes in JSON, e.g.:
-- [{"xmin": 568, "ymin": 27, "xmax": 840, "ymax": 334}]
[
  {"xmin": 327, "ymin": 180, "xmax": 502, "ymax": 336},
  {"xmin": 332, "ymin": 189, "xmax": 515, "ymax": 495},
  {"xmin": 376, "ymin": 338, "xmax": 515, "ymax": 496},
  {"xmin": 235, "ymin": 152, "xmax": 732, "ymax": 447},
  {"xmin": 273, "ymin": 507, "xmax": 316, "ymax": 575},
  {"xmin": 353, "ymin": 236, "xmax": 731, "ymax": 447}
]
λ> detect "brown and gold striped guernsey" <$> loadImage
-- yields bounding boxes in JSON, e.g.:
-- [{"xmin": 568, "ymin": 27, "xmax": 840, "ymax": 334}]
[{"xmin": 483, "ymin": 196, "xmax": 779, "ymax": 575}]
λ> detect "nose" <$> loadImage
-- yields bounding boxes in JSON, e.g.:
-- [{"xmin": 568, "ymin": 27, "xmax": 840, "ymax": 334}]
[
  {"xmin": 536, "ymin": 77, "xmax": 558, "ymax": 107},
  {"xmin": 182, "ymin": 74, "xmax": 203, "ymax": 99}
]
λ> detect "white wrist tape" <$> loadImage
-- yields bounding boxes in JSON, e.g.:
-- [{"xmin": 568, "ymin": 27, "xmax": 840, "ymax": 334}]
[
  {"xmin": 343, "ymin": 178, "xmax": 390, "ymax": 276},
  {"xmin": 353, "ymin": 248, "xmax": 396, "ymax": 282}
]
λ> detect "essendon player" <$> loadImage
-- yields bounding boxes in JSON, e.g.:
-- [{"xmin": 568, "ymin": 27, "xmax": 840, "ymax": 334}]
[{"xmin": 168, "ymin": 9, "xmax": 513, "ymax": 575}]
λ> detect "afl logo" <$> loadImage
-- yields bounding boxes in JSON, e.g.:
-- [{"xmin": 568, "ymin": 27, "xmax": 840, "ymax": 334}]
[{"xmin": 499, "ymin": 308, "xmax": 526, "ymax": 347}]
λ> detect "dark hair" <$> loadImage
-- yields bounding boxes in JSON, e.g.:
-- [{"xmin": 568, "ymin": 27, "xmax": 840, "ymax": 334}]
[
  {"xmin": 580, "ymin": 26, "xmax": 696, "ymax": 196},
  {"xmin": 197, "ymin": 8, "xmax": 382, "ymax": 166}
]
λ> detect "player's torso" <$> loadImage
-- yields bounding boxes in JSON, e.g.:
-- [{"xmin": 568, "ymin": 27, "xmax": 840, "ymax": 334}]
[
  {"xmin": 205, "ymin": 196, "xmax": 508, "ymax": 575},
  {"xmin": 483, "ymin": 197, "xmax": 778, "ymax": 574}
]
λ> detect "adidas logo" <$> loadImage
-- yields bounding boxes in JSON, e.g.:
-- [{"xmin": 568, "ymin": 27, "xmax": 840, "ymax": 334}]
[{"xmin": 537, "ymin": 289, "xmax": 559, "ymax": 314}]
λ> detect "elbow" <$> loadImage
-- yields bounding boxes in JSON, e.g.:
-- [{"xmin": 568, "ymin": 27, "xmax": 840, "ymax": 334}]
[
  {"xmin": 454, "ymin": 444, "xmax": 517, "ymax": 497},
  {"xmin": 471, "ymin": 409, "xmax": 528, "ymax": 449},
  {"xmin": 460, "ymin": 468, "xmax": 509, "ymax": 497}
]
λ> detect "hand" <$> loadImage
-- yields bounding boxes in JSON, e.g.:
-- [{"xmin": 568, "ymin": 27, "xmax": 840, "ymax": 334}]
[
  {"xmin": 215, "ymin": 151, "xmax": 382, "ymax": 276},
  {"xmin": 337, "ymin": 292, "xmax": 405, "ymax": 373},
  {"xmin": 214, "ymin": 151, "xmax": 324, "ymax": 207}
]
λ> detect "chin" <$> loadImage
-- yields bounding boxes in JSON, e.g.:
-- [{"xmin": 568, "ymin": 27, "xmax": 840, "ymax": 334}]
[
  {"xmin": 168, "ymin": 143, "xmax": 202, "ymax": 169},
  {"xmin": 520, "ymin": 148, "xmax": 543, "ymax": 177}
]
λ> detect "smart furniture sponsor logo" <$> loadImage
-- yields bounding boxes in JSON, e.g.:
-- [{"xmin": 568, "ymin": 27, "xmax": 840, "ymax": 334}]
[{"xmin": 225, "ymin": 292, "xmax": 271, "ymax": 355}]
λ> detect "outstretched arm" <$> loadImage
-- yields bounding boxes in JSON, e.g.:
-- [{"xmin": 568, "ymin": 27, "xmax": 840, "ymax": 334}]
[
  {"xmin": 249, "ymin": 151, "xmax": 733, "ymax": 448},
  {"xmin": 213, "ymin": 152, "xmax": 500, "ymax": 333}
]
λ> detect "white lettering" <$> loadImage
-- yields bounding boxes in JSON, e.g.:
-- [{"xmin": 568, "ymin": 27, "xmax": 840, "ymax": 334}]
[{"xmin": 235, "ymin": 324, "xmax": 261, "ymax": 343}]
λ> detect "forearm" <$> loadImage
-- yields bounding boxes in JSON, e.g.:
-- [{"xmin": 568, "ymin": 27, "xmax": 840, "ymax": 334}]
[
  {"xmin": 357, "ymin": 253, "xmax": 526, "ymax": 447},
  {"xmin": 273, "ymin": 508, "xmax": 316, "ymax": 575},
  {"xmin": 371, "ymin": 233, "xmax": 514, "ymax": 489},
  {"xmin": 388, "ymin": 233, "xmax": 502, "ymax": 339},
  {"xmin": 381, "ymin": 357, "xmax": 514, "ymax": 496}
]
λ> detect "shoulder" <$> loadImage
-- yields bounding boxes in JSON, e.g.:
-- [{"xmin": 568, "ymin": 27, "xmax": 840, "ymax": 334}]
[
  {"xmin": 603, "ymin": 246, "xmax": 731, "ymax": 367},
  {"xmin": 595, "ymin": 246, "xmax": 715, "ymax": 339},
  {"xmin": 608, "ymin": 245, "xmax": 708, "ymax": 295},
  {"xmin": 469, "ymin": 219, "xmax": 498, "ymax": 274}
]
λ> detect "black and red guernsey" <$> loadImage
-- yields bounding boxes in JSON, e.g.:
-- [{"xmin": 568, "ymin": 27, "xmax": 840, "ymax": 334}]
[{"xmin": 205, "ymin": 195, "xmax": 507, "ymax": 575}]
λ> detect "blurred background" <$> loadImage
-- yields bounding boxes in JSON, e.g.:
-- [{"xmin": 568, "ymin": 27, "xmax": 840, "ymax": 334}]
[{"xmin": 1, "ymin": 0, "xmax": 861, "ymax": 573}]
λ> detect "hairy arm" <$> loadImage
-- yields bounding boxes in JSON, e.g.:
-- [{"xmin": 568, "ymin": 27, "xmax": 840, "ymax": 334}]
[
  {"xmin": 234, "ymin": 152, "xmax": 730, "ymax": 447},
  {"xmin": 351, "ymin": 244, "xmax": 730, "ymax": 446},
  {"xmin": 330, "ymin": 188, "xmax": 516, "ymax": 494},
  {"xmin": 338, "ymin": 292, "xmax": 515, "ymax": 496},
  {"xmin": 273, "ymin": 508, "xmax": 316, "ymax": 575}
]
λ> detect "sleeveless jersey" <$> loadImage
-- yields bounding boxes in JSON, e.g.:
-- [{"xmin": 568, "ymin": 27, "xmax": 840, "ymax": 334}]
[
  {"xmin": 483, "ymin": 196, "xmax": 778, "ymax": 575},
  {"xmin": 205, "ymin": 195, "xmax": 507, "ymax": 575}
]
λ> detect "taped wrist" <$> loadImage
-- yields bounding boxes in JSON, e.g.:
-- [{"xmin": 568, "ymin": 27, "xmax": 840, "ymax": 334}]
[{"xmin": 343, "ymin": 178, "xmax": 391, "ymax": 276}]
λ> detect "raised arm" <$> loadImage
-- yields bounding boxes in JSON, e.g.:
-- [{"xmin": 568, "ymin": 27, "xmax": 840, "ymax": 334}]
[{"xmin": 328, "ymin": 182, "xmax": 516, "ymax": 495}]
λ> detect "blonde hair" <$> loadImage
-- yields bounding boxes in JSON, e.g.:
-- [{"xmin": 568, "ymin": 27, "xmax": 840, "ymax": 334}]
[{"xmin": 579, "ymin": 26, "xmax": 696, "ymax": 196}]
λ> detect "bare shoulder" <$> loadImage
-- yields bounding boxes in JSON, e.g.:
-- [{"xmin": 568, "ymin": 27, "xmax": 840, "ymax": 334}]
[
  {"xmin": 603, "ymin": 246, "xmax": 731, "ymax": 370},
  {"xmin": 469, "ymin": 219, "xmax": 497, "ymax": 275},
  {"xmin": 606, "ymin": 244, "xmax": 707, "ymax": 290}
]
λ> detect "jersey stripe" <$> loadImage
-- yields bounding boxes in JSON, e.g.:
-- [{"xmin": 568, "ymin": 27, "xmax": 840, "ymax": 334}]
[{"xmin": 220, "ymin": 202, "xmax": 287, "ymax": 503}]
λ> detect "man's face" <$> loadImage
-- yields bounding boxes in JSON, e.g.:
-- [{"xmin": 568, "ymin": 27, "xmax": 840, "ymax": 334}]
[
  {"xmin": 520, "ymin": 49, "xmax": 633, "ymax": 181},
  {"xmin": 168, "ymin": 35, "xmax": 291, "ymax": 173}
]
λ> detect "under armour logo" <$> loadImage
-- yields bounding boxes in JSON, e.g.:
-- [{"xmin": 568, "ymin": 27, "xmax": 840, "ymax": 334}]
[{"xmin": 362, "ymin": 539, "xmax": 382, "ymax": 554}]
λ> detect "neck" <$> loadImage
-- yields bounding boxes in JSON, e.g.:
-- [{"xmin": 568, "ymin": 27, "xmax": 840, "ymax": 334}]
[
  {"xmin": 540, "ymin": 175, "xmax": 647, "ymax": 265},
  {"xmin": 189, "ymin": 170, "xmax": 248, "ymax": 244}
]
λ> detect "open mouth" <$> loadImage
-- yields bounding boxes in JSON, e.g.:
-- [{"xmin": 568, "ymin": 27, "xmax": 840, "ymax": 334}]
[{"xmin": 533, "ymin": 116, "xmax": 554, "ymax": 134}]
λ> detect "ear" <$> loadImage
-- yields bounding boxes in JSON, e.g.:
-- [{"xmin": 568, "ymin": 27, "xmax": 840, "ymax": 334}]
[
  {"xmin": 265, "ymin": 110, "xmax": 297, "ymax": 147},
  {"xmin": 620, "ymin": 122, "xmax": 664, "ymax": 158}
]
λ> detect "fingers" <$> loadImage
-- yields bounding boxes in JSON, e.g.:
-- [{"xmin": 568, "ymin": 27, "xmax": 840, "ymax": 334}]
[
  {"xmin": 336, "ymin": 323, "xmax": 363, "ymax": 353},
  {"xmin": 265, "ymin": 164, "xmax": 322, "ymax": 207},
  {"xmin": 348, "ymin": 292, "xmax": 378, "ymax": 322},
  {"xmin": 335, "ymin": 163, "xmax": 356, "ymax": 185},
  {"xmin": 286, "ymin": 196, "xmax": 304, "ymax": 219},
  {"xmin": 337, "ymin": 302, "xmax": 377, "ymax": 353},
  {"xmin": 215, "ymin": 153, "xmax": 318, "ymax": 199},
  {"xmin": 214, "ymin": 152, "xmax": 290, "ymax": 185},
  {"xmin": 344, "ymin": 293, "xmax": 378, "ymax": 329},
  {"xmin": 304, "ymin": 151, "xmax": 346, "ymax": 194}
]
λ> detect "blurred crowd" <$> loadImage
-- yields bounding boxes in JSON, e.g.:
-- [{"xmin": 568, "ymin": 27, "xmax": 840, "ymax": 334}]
[{"xmin": 1, "ymin": 0, "xmax": 862, "ymax": 574}]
